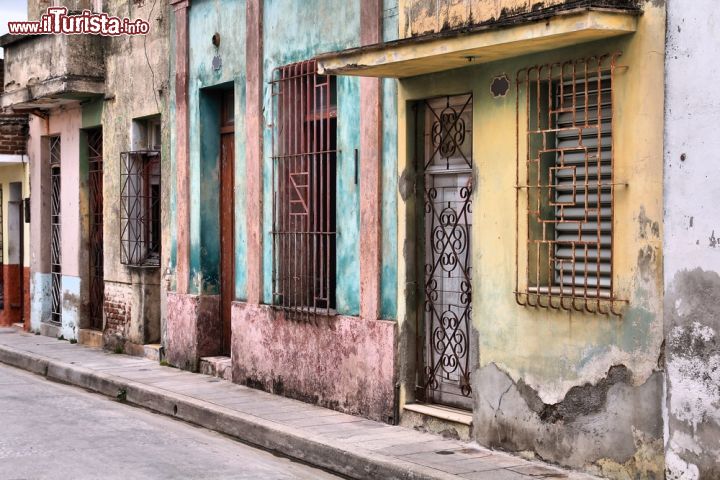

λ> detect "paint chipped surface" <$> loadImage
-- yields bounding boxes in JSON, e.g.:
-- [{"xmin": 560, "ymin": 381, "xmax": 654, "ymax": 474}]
[
  {"xmin": 231, "ymin": 302, "xmax": 396, "ymax": 422},
  {"xmin": 664, "ymin": 269, "xmax": 720, "ymax": 478}
]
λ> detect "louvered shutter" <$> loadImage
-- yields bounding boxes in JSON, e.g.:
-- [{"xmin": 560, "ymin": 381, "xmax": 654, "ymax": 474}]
[{"xmin": 553, "ymin": 76, "xmax": 612, "ymax": 296}]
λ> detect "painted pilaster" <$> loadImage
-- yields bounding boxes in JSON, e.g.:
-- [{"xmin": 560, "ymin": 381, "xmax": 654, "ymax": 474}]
[
  {"xmin": 359, "ymin": 0, "xmax": 383, "ymax": 321},
  {"xmin": 171, "ymin": 0, "xmax": 190, "ymax": 294},
  {"xmin": 246, "ymin": 0, "xmax": 263, "ymax": 305}
]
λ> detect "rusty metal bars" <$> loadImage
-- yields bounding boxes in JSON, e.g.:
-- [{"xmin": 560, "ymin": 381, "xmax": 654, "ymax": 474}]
[
  {"xmin": 271, "ymin": 59, "xmax": 337, "ymax": 322},
  {"xmin": 515, "ymin": 53, "xmax": 624, "ymax": 315},
  {"xmin": 49, "ymin": 136, "xmax": 62, "ymax": 324},
  {"xmin": 88, "ymin": 129, "xmax": 104, "ymax": 330},
  {"xmin": 120, "ymin": 150, "xmax": 161, "ymax": 267}
]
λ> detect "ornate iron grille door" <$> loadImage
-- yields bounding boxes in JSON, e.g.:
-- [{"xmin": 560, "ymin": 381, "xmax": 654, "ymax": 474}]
[
  {"xmin": 420, "ymin": 94, "xmax": 474, "ymax": 409},
  {"xmin": 88, "ymin": 129, "xmax": 104, "ymax": 330},
  {"xmin": 270, "ymin": 59, "xmax": 337, "ymax": 322},
  {"xmin": 50, "ymin": 136, "xmax": 62, "ymax": 324}
]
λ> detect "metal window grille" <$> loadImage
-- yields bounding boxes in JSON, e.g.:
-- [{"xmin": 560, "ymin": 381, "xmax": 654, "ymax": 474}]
[
  {"xmin": 120, "ymin": 150, "xmax": 161, "ymax": 266},
  {"xmin": 50, "ymin": 136, "xmax": 62, "ymax": 324},
  {"xmin": 515, "ymin": 53, "xmax": 624, "ymax": 315},
  {"xmin": 271, "ymin": 59, "xmax": 337, "ymax": 322},
  {"xmin": 88, "ymin": 129, "xmax": 104, "ymax": 330}
]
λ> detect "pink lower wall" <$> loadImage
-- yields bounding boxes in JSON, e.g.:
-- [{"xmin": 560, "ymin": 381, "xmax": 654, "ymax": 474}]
[
  {"xmin": 231, "ymin": 302, "xmax": 397, "ymax": 422},
  {"xmin": 166, "ymin": 292, "xmax": 221, "ymax": 371}
]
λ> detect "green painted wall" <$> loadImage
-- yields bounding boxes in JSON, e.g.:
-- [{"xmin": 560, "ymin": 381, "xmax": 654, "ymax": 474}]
[
  {"xmin": 82, "ymin": 98, "xmax": 103, "ymax": 129},
  {"xmin": 261, "ymin": 0, "xmax": 363, "ymax": 315},
  {"xmin": 169, "ymin": 0, "xmax": 400, "ymax": 320},
  {"xmin": 186, "ymin": 0, "xmax": 247, "ymax": 297},
  {"xmin": 381, "ymin": 0, "xmax": 399, "ymax": 319}
]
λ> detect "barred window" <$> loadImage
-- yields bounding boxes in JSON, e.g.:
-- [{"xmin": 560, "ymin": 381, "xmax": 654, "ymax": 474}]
[
  {"xmin": 120, "ymin": 150, "xmax": 161, "ymax": 266},
  {"xmin": 271, "ymin": 59, "xmax": 337, "ymax": 320},
  {"xmin": 515, "ymin": 54, "xmax": 623, "ymax": 315}
]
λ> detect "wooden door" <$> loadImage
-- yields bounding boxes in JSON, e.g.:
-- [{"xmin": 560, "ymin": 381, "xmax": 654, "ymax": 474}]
[{"xmin": 220, "ymin": 91, "xmax": 235, "ymax": 355}]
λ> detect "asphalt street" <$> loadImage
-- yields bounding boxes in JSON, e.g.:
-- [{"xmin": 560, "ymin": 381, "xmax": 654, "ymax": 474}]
[{"xmin": 0, "ymin": 363, "xmax": 342, "ymax": 480}]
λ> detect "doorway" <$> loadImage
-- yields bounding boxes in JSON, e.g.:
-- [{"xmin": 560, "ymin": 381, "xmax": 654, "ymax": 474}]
[
  {"xmin": 417, "ymin": 94, "xmax": 474, "ymax": 410},
  {"xmin": 219, "ymin": 90, "xmax": 235, "ymax": 355},
  {"xmin": 87, "ymin": 128, "xmax": 104, "ymax": 330}
]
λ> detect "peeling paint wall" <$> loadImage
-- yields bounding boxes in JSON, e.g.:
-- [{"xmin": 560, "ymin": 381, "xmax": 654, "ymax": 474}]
[
  {"xmin": 396, "ymin": 2, "xmax": 666, "ymax": 477},
  {"xmin": 398, "ymin": 0, "xmax": 639, "ymax": 38},
  {"xmin": 663, "ymin": 0, "xmax": 720, "ymax": 477},
  {"xmin": 99, "ymin": 0, "xmax": 169, "ymax": 349}
]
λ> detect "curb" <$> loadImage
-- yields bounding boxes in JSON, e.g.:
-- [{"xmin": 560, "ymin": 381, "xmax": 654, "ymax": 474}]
[{"xmin": 0, "ymin": 342, "xmax": 458, "ymax": 480}]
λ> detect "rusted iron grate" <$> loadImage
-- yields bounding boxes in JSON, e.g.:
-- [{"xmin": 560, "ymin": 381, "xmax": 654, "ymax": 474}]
[
  {"xmin": 417, "ymin": 94, "xmax": 474, "ymax": 409},
  {"xmin": 120, "ymin": 150, "xmax": 161, "ymax": 267},
  {"xmin": 88, "ymin": 129, "xmax": 104, "ymax": 330},
  {"xmin": 271, "ymin": 59, "xmax": 337, "ymax": 322},
  {"xmin": 50, "ymin": 136, "xmax": 62, "ymax": 324},
  {"xmin": 515, "ymin": 53, "xmax": 624, "ymax": 315}
]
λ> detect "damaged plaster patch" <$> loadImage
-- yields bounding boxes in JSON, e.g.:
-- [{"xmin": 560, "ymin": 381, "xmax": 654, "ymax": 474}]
[
  {"xmin": 665, "ymin": 268, "xmax": 720, "ymax": 477},
  {"xmin": 666, "ymin": 449, "xmax": 699, "ymax": 480},
  {"xmin": 473, "ymin": 363, "xmax": 663, "ymax": 477}
]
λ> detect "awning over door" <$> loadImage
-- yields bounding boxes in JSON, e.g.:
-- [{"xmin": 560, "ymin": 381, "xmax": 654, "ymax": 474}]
[{"xmin": 316, "ymin": 8, "xmax": 638, "ymax": 78}]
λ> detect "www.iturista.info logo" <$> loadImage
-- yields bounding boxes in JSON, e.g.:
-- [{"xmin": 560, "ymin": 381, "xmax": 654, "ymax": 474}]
[{"xmin": 8, "ymin": 7, "xmax": 150, "ymax": 36}]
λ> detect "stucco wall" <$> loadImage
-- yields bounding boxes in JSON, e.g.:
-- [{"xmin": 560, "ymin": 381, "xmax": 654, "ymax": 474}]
[
  {"xmin": 663, "ymin": 0, "xmax": 720, "ymax": 478},
  {"xmin": 398, "ymin": 0, "xmax": 639, "ymax": 38},
  {"xmin": 396, "ymin": 2, "xmax": 665, "ymax": 478},
  {"xmin": 186, "ymin": 0, "xmax": 246, "ymax": 298},
  {"xmin": 26, "ymin": 105, "xmax": 86, "ymax": 338},
  {"xmin": 98, "ymin": 0, "xmax": 169, "ymax": 347}
]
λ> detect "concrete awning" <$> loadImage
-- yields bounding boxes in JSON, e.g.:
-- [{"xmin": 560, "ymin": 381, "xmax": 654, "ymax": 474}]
[
  {"xmin": 0, "ymin": 33, "xmax": 105, "ymax": 111},
  {"xmin": 317, "ymin": 8, "xmax": 638, "ymax": 78}
]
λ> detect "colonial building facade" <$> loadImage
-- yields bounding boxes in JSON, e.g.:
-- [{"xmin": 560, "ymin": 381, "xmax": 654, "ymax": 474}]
[
  {"xmin": 0, "ymin": 0, "xmax": 169, "ymax": 352},
  {"xmin": 2, "ymin": 0, "xmax": 719, "ymax": 478}
]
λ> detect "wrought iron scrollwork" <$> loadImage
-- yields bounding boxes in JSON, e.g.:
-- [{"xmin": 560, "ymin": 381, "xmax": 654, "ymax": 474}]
[{"xmin": 420, "ymin": 94, "xmax": 474, "ymax": 405}]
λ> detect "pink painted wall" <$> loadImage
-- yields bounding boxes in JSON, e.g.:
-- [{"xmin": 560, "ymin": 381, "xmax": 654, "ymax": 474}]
[
  {"xmin": 231, "ymin": 302, "xmax": 397, "ymax": 422},
  {"xmin": 28, "ymin": 106, "xmax": 83, "ymax": 277}
]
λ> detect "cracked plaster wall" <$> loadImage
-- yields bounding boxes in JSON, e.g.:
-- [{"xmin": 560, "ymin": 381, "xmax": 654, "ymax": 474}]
[{"xmin": 663, "ymin": 0, "xmax": 720, "ymax": 477}]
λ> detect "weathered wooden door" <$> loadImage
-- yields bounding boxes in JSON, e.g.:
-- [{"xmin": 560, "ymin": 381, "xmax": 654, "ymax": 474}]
[
  {"xmin": 419, "ymin": 94, "xmax": 474, "ymax": 410},
  {"xmin": 220, "ymin": 91, "xmax": 235, "ymax": 355}
]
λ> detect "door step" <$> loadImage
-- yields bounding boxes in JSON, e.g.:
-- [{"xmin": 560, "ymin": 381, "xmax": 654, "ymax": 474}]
[
  {"xmin": 200, "ymin": 356, "xmax": 232, "ymax": 381},
  {"xmin": 401, "ymin": 403, "xmax": 473, "ymax": 440},
  {"xmin": 78, "ymin": 329, "xmax": 103, "ymax": 348},
  {"xmin": 143, "ymin": 344, "xmax": 162, "ymax": 362}
]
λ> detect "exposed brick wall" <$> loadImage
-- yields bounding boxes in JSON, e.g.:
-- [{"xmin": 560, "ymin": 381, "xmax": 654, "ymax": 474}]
[
  {"xmin": 102, "ymin": 282, "xmax": 132, "ymax": 349},
  {"xmin": 0, "ymin": 116, "xmax": 29, "ymax": 156},
  {"xmin": 0, "ymin": 61, "xmax": 30, "ymax": 156}
]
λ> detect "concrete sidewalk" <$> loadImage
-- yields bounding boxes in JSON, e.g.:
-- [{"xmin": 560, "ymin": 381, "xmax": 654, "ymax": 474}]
[{"xmin": 0, "ymin": 329, "xmax": 597, "ymax": 480}]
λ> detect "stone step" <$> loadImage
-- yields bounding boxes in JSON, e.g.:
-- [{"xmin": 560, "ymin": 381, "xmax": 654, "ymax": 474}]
[
  {"xmin": 200, "ymin": 356, "xmax": 232, "ymax": 381},
  {"xmin": 144, "ymin": 343, "xmax": 162, "ymax": 362}
]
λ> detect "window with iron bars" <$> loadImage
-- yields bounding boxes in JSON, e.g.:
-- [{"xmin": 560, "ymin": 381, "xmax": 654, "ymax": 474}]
[
  {"xmin": 515, "ymin": 53, "xmax": 624, "ymax": 315},
  {"xmin": 271, "ymin": 59, "xmax": 337, "ymax": 321},
  {"xmin": 120, "ymin": 150, "xmax": 161, "ymax": 266}
]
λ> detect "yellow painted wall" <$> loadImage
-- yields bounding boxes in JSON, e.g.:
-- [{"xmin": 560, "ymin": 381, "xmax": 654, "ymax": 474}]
[
  {"xmin": 397, "ymin": 3, "xmax": 665, "ymax": 406},
  {"xmin": 0, "ymin": 163, "xmax": 30, "ymax": 268},
  {"xmin": 400, "ymin": 0, "xmax": 575, "ymax": 38}
]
